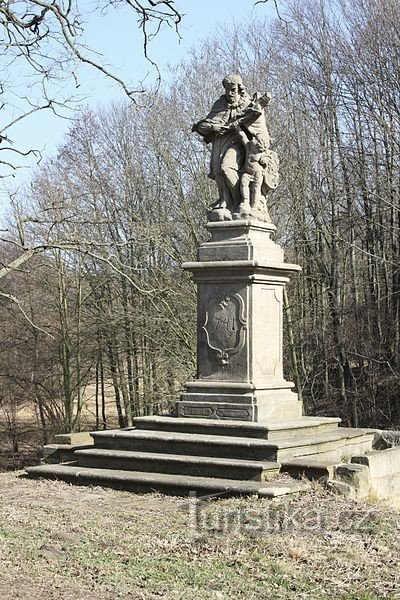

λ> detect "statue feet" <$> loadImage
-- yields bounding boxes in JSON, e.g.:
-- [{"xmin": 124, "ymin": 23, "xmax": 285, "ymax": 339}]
[
  {"xmin": 207, "ymin": 206, "xmax": 233, "ymax": 222},
  {"xmin": 207, "ymin": 201, "xmax": 273, "ymax": 224},
  {"xmin": 232, "ymin": 203, "xmax": 272, "ymax": 223}
]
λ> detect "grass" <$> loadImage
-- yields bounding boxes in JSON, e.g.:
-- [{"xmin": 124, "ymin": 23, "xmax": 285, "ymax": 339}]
[{"xmin": 0, "ymin": 472, "xmax": 399, "ymax": 599}]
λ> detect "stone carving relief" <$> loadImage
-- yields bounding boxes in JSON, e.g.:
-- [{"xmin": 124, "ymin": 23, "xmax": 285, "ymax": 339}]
[
  {"xmin": 192, "ymin": 73, "xmax": 279, "ymax": 223},
  {"xmin": 202, "ymin": 294, "xmax": 247, "ymax": 366}
]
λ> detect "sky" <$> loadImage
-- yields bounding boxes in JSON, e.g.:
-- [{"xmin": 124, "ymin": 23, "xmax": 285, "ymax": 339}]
[{"xmin": 0, "ymin": 0, "xmax": 276, "ymax": 214}]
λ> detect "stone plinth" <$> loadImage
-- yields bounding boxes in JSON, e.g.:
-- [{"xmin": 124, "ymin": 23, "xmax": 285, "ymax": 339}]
[{"xmin": 176, "ymin": 220, "xmax": 302, "ymax": 422}]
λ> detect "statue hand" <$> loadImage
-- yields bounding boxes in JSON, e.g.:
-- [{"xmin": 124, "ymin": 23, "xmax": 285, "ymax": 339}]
[
  {"xmin": 254, "ymin": 91, "xmax": 272, "ymax": 110},
  {"xmin": 214, "ymin": 124, "xmax": 231, "ymax": 136}
]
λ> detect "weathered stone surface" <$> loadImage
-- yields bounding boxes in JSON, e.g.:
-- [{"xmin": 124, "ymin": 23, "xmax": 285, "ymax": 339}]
[
  {"xmin": 178, "ymin": 220, "xmax": 302, "ymax": 422},
  {"xmin": 27, "ymin": 416, "xmax": 388, "ymax": 499},
  {"xmin": 91, "ymin": 428, "xmax": 280, "ymax": 460},
  {"xmin": 42, "ymin": 432, "xmax": 94, "ymax": 464},
  {"xmin": 75, "ymin": 448, "xmax": 280, "ymax": 482},
  {"xmin": 274, "ymin": 429, "xmax": 375, "ymax": 462},
  {"xmin": 134, "ymin": 415, "xmax": 341, "ymax": 439},
  {"xmin": 333, "ymin": 463, "xmax": 370, "ymax": 498},
  {"xmin": 54, "ymin": 432, "xmax": 94, "ymax": 445},
  {"xmin": 42, "ymin": 442, "xmax": 92, "ymax": 464},
  {"xmin": 352, "ymin": 447, "xmax": 400, "ymax": 477},
  {"xmin": 327, "ymin": 480, "xmax": 356, "ymax": 498},
  {"xmin": 198, "ymin": 221, "xmax": 283, "ymax": 263},
  {"xmin": 372, "ymin": 429, "xmax": 400, "ymax": 450},
  {"xmin": 192, "ymin": 73, "xmax": 278, "ymax": 223},
  {"xmin": 281, "ymin": 457, "xmax": 337, "ymax": 480},
  {"xmin": 177, "ymin": 401, "xmax": 257, "ymax": 421},
  {"xmin": 351, "ymin": 447, "xmax": 400, "ymax": 500},
  {"xmin": 89, "ymin": 424, "xmax": 374, "ymax": 464},
  {"xmin": 26, "ymin": 463, "xmax": 310, "ymax": 498}
]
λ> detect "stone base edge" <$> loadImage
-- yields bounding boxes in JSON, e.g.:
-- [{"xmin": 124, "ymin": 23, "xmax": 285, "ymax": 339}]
[
  {"xmin": 177, "ymin": 389, "xmax": 303, "ymax": 422},
  {"xmin": 180, "ymin": 392, "xmax": 256, "ymax": 405},
  {"xmin": 176, "ymin": 401, "xmax": 256, "ymax": 421}
]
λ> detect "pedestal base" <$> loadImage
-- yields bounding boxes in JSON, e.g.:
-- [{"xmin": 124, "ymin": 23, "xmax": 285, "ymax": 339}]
[{"xmin": 177, "ymin": 382, "xmax": 303, "ymax": 422}]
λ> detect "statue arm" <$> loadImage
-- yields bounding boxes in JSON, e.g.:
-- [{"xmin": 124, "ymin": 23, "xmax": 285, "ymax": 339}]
[
  {"xmin": 196, "ymin": 119, "xmax": 221, "ymax": 135},
  {"xmin": 259, "ymin": 152, "xmax": 268, "ymax": 167},
  {"xmin": 192, "ymin": 96, "xmax": 228, "ymax": 140}
]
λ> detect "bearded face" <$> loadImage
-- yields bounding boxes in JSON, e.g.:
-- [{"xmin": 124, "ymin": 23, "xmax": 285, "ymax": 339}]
[{"xmin": 224, "ymin": 83, "xmax": 240, "ymax": 107}]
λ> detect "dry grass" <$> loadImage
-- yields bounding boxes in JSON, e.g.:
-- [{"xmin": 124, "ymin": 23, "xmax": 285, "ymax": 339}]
[{"xmin": 0, "ymin": 472, "xmax": 399, "ymax": 599}]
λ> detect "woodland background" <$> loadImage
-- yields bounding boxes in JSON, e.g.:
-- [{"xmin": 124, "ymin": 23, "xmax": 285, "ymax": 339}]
[{"xmin": 1, "ymin": 0, "xmax": 400, "ymax": 466}]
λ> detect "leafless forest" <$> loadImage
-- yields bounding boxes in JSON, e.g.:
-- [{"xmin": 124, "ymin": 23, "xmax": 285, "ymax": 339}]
[{"xmin": 1, "ymin": 0, "xmax": 400, "ymax": 461}]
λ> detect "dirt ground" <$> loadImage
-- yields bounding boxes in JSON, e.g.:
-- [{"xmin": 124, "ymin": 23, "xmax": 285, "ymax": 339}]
[{"xmin": 0, "ymin": 471, "xmax": 399, "ymax": 599}]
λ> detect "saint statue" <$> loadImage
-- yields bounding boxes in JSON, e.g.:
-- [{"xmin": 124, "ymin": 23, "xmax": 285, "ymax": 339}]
[{"xmin": 192, "ymin": 73, "xmax": 279, "ymax": 222}]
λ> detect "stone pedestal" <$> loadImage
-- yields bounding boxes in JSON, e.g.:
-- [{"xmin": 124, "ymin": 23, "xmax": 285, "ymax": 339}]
[{"xmin": 176, "ymin": 220, "xmax": 302, "ymax": 422}]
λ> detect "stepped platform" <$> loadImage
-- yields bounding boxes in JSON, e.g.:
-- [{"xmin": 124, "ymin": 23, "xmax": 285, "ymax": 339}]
[
  {"xmin": 26, "ymin": 415, "xmax": 376, "ymax": 498},
  {"xmin": 25, "ymin": 463, "xmax": 310, "ymax": 498}
]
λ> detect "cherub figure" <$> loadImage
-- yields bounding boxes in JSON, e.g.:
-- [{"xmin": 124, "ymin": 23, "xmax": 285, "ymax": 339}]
[{"xmin": 237, "ymin": 129, "xmax": 271, "ymax": 219}]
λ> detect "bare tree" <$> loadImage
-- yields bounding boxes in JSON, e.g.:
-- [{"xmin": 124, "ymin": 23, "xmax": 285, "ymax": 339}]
[{"xmin": 0, "ymin": 0, "xmax": 184, "ymax": 178}]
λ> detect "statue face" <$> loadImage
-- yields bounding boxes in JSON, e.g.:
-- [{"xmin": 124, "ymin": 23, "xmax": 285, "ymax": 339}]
[
  {"xmin": 224, "ymin": 83, "xmax": 240, "ymax": 106},
  {"xmin": 254, "ymin": 138, "xmax": 267, "ymax": 152}
]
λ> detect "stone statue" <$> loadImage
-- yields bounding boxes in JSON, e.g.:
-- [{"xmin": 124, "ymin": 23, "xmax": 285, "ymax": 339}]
[{"xmin": 192, "ymin": 73, "xmax": 279, "ymax": 222}]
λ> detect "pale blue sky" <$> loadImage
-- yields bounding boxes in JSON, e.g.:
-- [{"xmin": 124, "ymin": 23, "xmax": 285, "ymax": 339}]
[{"xmin": 0, "ymin": 0, "xmax": 276, "ymax": 213}]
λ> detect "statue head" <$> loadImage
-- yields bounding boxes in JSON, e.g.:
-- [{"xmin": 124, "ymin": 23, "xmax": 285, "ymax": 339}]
[
  {"xmin": 222, "ymin": 73, "xmax": 245, "ymax": 106},
  {"xmin": 251, "ymin": 134, "xmax": 269, "ymax": 153}
]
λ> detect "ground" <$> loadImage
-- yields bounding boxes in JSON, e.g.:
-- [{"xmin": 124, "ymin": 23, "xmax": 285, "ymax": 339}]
[{"xmin": 0, "ymin": 472, "xmax": 399, "ymax": 599}]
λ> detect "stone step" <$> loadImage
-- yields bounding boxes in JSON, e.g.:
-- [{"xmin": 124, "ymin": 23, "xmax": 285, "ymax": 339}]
[
  {"xmin": 92, "ymin": 429, "xmax": 280, "ymax": 460},
  {"xmin": 25, "ymin": 464, "xmax": 309, "ymax": 498},
  {"xmin": 274, "ymin": 428, "xmax": 375, "ymax": 462},
  {"xmin": 42, "ymin": 443, "xmax": 92, "ymax": 465},
  {"xmin": 91, "ymin": 427, "xmax": 375, "ymax": 462},
  {"xmin": 133, "ymin": 415, "xmax": 341, "ymax": 439},
  {"xmin": 280, "ymin": 457, "xmax": 338, "ymax": 480},
  {"xmin": 75, "ymin": 448, "xmax": 280, "ymax": 482}
]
